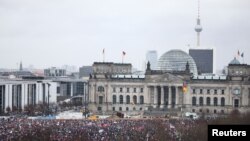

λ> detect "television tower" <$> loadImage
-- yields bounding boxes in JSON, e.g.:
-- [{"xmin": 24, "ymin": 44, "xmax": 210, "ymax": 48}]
[
  {"xmin": 194, "ymin": 0, "xmax": 202, "ymax": 47},
  {"xmin": 19, "ymin": 61, "xmax": 23, "ymax": 71}
]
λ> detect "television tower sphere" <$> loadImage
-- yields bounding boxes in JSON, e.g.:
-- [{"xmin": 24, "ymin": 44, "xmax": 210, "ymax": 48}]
[{"xmin": 195, "ymin": 25, "xmax": 202, "ymax": 32}]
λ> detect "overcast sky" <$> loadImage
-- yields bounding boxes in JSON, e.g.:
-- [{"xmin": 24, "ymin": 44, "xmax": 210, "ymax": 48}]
[{"xmin": 0, "ymin": 0, "xmax": 250, "ymax": 71}]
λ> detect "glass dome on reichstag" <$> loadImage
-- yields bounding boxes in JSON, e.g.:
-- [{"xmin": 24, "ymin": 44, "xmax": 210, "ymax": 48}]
[{"xmin": 156, "ymin": 49, "xmax": 198, "ymax": 75}]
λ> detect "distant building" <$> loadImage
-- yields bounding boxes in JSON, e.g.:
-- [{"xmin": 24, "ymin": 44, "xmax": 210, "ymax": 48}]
[
  {"xmin": 54, "ymin": 79, "xmax": 87, "ymax": 97},
  {"xmin": 31, "ymin": 69, "xmax": 45, "ymax": 77},
  {"xmin": 44, "ymin": 67, "xmax": 66, "ymax": 77},
  {"xmin": 53, "ymin": 78, "xmax": 88, "ymax": 104},
  {"xmin": 79, "ymin": 66, "xmax": 93, "ymax": 79},
  {"xmin": 19, "ymin": 61, "xmax": 23, "ymax": 71},
  {"xmin": 146, "ymin": 50, "xmax": 158, "ymax": 70},
  {"xmin": 61, "ymin": 65, "xmax": 78, "ymax": 75},
  {"xmin": 0, "ymin": 71, "xmax": 34, "ymax": 78},
  {"xmin": 189, "ymin": 0, "xmax": 214, "ymax": 74},
  {"xmin": 0, "ymin": 62, "xmax": 35, "ymax": 79},
  {"xmin": 189, "ymin": 48, "xmax": 214, "ymax": 74}
]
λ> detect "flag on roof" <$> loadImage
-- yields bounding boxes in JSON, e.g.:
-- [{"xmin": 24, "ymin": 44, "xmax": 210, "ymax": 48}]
[{"xmin": 182, "ymin": 81, "xmax": 188, "ymax": 94}]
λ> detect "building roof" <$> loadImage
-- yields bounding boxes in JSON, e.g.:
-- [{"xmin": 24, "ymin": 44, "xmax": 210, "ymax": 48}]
[
  {"xmin": 93, "ymin": 62, "xmax": 131, "ymax": 66},
  {"xmin": 0, "ymin": 71, "xmax": 34, "ymax": 78},
  {"xmin": 52, "ymin": 77, "xmax": 87, "ymax": 82},
  {"xmin": 229, "ymin": 57, "xmax": 240, "ymax": 65}
]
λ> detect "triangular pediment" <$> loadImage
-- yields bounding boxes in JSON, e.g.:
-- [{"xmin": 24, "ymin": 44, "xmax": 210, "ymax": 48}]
[{"xmin": 146, "ymin": 73, "xmax": 184, "ymax": 83}]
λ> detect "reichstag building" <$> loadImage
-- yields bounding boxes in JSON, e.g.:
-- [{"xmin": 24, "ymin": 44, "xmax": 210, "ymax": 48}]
[{"xmin": 88, "ymin": 49, "xmax": 250, "ymax": 115}]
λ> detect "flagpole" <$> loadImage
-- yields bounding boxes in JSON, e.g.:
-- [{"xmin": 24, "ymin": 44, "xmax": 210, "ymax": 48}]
[
  {"xmin": 122, "ymin": 51, "xmax": 125, "ymax": 64},
  {"xmin": 103, "ymin": 53, "xmax": 105, "ymax": 62},
  {"xmin": 102, "ymin": 49, "xmax": 105, "ymax": 62},
  {"xmin": 237, "ymin": 50, "xmax": 240, "ymax": 60},
  {"xmin": 241, "ymin": 52, "xmax": 244, "ymax": 64}
]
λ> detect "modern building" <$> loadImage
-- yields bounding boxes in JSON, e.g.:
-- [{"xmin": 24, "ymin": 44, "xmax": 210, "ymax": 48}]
[
  {"xmin": 189, "ymin": 48, "xmax": 214, "ymax": 74},
  {"xmin": 44, "ymin": 67, "xmax": 66, "ymax": 77},
  {"xmin": 157, "ymin": 49, "xmax": 198, "ymax": 75},
  {"xmin": 189, "ymin": 1, "xmax": 214, "ymax": 74},
  {"xmin": 19, "ymin": 61, "xmax": 23, "ymax": 71},
  {"xmin": 61, "ymin": 65, "xmax": 78, "ymax": 75},
  {"xmin": 88, "ymin": 56, "xmax": 250, "ymax": 115},
  {"xmin": 0, "ymin": 77, "xmax": 57, "ymax": 113},
  {"xmin": 79, "ymin": 66, "xmax": 93, "ymax": 79},
  {"xmin": 53, "ymin": 78, "xmax": 88, "ymax": 103},
  {"xmin": 146, "ymin": 50, "xmax": 158, "ymax": 70}
]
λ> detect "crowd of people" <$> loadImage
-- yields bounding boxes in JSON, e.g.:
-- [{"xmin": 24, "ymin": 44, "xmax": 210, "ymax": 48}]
[{"xmin": 0, "ymin": 117, "xmax": 207, "ymax": 141}]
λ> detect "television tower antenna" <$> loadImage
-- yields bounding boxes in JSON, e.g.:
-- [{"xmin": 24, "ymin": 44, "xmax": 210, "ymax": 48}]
[{"xmin": 195, "ymin": 0, "xmax": 202, "ymax": 47}]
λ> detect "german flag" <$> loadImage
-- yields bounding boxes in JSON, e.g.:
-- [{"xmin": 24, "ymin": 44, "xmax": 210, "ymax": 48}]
[{"xmin": 182, "ymin": 81, "xmax": 188, "ymax": 94}]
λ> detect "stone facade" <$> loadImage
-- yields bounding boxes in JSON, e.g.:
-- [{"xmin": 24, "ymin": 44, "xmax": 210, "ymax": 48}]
[{"xmin": 88, "ymin": 62, "xmax": 250, "ymax": 115}]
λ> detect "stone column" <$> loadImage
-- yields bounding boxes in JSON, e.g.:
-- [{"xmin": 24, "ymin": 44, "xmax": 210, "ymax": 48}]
[
  {"xmin": 204, "ymin": 96, "xmax": 207, "ymax": 106},
  {"xmin": 248, "ymin": 88, "xmax": 250, "ymax": 106},
  {"xmin": 160, "ymin": 86, "xmax": 164, "ymax": 108},
  {"xmin": 148, "ymin": 86, "xmax": 151, "ymax": 105},
  {"xmin": 153, "ymin": 86, "xmax": 157, "ymax": 108},
  {"xmin": 197, "ymin": 96, "xmax": 199, "ymax": 107},
  {"xmin": 175, "ymin": 86, "xmax": 179, "ymax": 108},
  {"xmin": 92, "ymin": 84, "xmax": 96, "ymax": 103},
  {"xmin": 218, "ymin": 96, "xmax": 221, "ymax": 106},
  {"xmin": 168, "ymin": 86, "xmax": 172, "ymax": 108},
  {"xmin": 70, "ymin": 83, "xmax": 73, "ymax": 97},
  {"xmin": 105, "ymin": 84, "xmax": 108, "ymax": 111},
  {"xmin": 8, "ymin": 84, "xmax": 13, "ymax": 110},
  {"xmin": 228, "ymin": 87, "xmax": 232, "ymax": 105},
  {"xmin": 137, "ymin": 95, "xmax": 140, "ymax": 105},
  {"xmin": 21, "ymin": 84, "xmax": 26, "ymax": 110}
]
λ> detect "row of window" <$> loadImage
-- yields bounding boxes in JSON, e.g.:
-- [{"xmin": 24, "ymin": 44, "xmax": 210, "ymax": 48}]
[
  {"xmin": 97, "ymin": 107, "xmax": 143, "ymax": 111},
  {"xmin": 112, "ymin": 95, "xmax": 144, "ymax": 104},
  {"xmin": 231, "ymin": 70, "xmax": 243, "ymax": 75},
  {"xmin": 94, "ymin": 68, "xmax": 130, "ymax": 73},
  {"xmin": 113, "ymin": 107, "xmax": 143, "ymax": 111},
  {"xmin": 192, "ymin": 97, "xmax": 225, "ymax": 106},
  {"xmin": 113, "ymin": 87, "xmax": 144, "ymax": 93},
  {"xmin": 97, "ymin": 86, "xmax": 144, "ymax": 93},
  {"xmin": 192, "ymin": 89, "xmax": 225, "ymax": 95}
]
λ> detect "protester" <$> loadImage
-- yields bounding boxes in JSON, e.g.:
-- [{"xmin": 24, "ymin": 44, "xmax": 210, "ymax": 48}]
[{"xmin": 0, "ymin": 117, "xmax": 211, "ymax": 141}]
